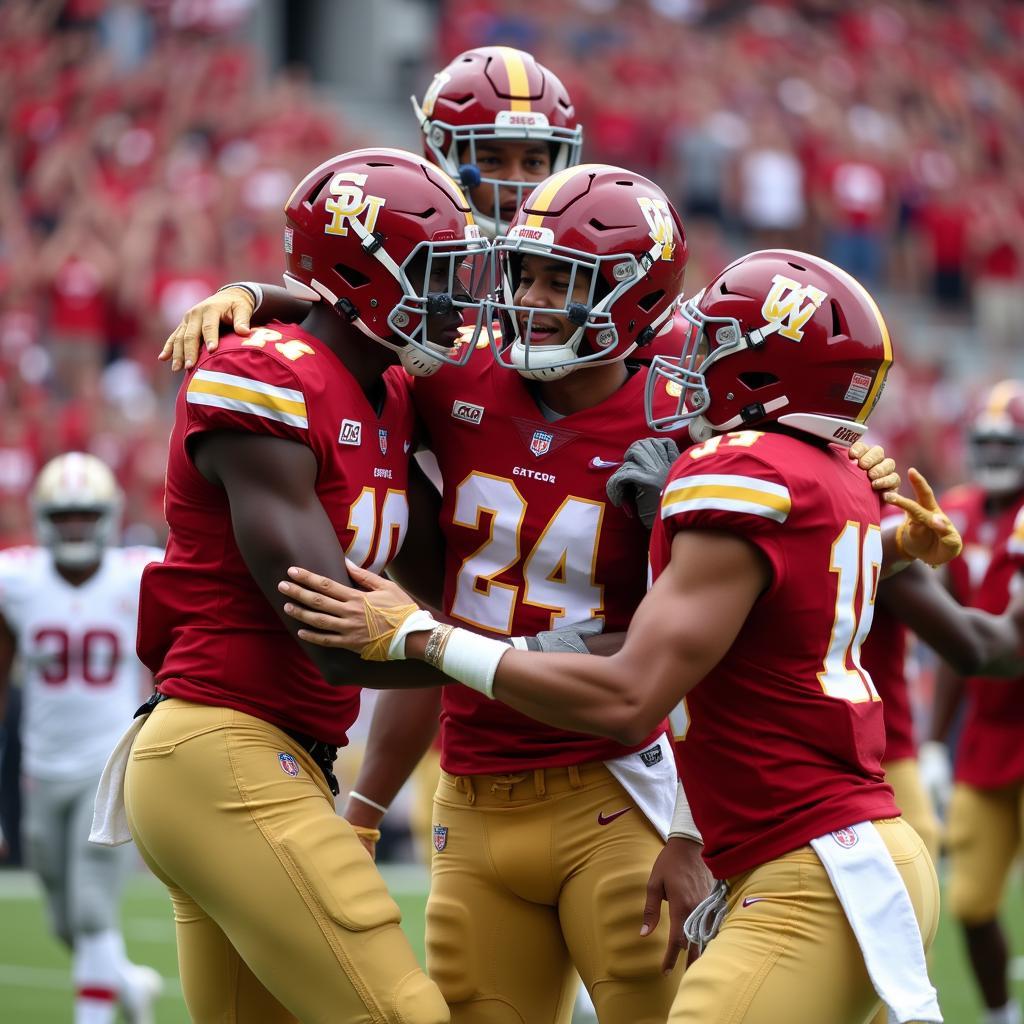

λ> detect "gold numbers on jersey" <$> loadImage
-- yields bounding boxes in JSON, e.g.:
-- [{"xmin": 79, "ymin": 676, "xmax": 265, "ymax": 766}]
[
  {"xmin": 275, "ymin": 340, "xmax": 314, "ymax": 361},
  {"xmin": 688, "ymin": 431, "xmax": 764, "ymax": 460},
  {"xmin": 818, "ymin": 521, "xmax": 882, "ymax": 703},
  {"xmin": 450, "ymin": 471, "xmax": 605, "ymax": 634},
  {"xmin": 241, "ymin": 328, "xmax": 284, "ymax": 348}
]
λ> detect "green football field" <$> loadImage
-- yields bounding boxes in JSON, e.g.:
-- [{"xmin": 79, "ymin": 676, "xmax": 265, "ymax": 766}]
[{"xmin": 0, "ymin": 864, "xmax": 1020, "ymax": 1023}]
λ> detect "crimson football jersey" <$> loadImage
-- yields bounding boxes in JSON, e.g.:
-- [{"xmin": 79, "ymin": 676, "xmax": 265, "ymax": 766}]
[
  {"xmin": 941, "ymin": 483, "xmax": 1009, "ymax": 605},
  {"xmin": 138, "ymin": 323, "xmax": 415, "ymax": 746},
  {"xmin": 955, "ymin": 498, "xmax": 1024, "ymax": 788},
  {"xmin": 651, "ymin": 430, "xmax": 898, "ymax": 879},
  {"xmin": 413, "ymin": 342, "xmax": 680, "ymax": 774},
  {"xmin": 860, "ymin": 503, "xmax": 916, "ymax": 762}
]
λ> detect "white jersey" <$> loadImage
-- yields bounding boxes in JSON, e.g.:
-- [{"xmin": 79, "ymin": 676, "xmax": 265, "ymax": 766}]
[{"xmin": 0, "ymin": 545, "xmax": 164, "ymax": 780}]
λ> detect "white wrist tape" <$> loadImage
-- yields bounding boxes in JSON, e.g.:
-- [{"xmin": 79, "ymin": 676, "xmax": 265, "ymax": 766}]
[
  {"xmin": 668, "ymin": 780, "xmax": 703, "ymax": 843},
  {"xmin": 509, "ymin": 635, "xmax": 530, "ymax": 651},
  {"xmin": 387, "ymin": 609, "xmax": 441, "ymax": 661},
  {"xmin": 438, "ymin": 628, "xmax": 510, "ymax": 699}
]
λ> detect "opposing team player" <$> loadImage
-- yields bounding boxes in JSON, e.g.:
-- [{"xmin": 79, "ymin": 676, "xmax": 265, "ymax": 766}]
[
  {"xmin": 924, "ymin": 381, "xmax": 1024, "ymax": 1024},
  {"xmin": 277, "ymin": 250, "xmax": 962, "ymax": 1024},
  {"xmin": 0, "ymin": 453, "xmax": 163, "ymax": 1024},
  {"xmin": 91, "ymin": 148, "xmax": 492, "ymax": 1024}
]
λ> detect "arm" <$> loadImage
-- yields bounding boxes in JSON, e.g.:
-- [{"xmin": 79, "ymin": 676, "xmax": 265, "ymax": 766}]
[
  {"xmin": 878, "ymin": 561, "xmax": 1024, "ymax": 677},
  {"xmin": 193, "ymin": 430, "xmax": 448, "ymax": 689},
  {"xmin": 385, "ymin": 457, "xmax": 446, "ymax": 610},
  {"xmin": 160, "ymin": 284, "xmax": 311, "ymax": 370}
]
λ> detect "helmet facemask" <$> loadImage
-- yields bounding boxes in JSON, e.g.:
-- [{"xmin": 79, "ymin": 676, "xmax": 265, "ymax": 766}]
[{"xmin": 969, "ymin": 423, "xmax": 1024, "ymax": 496}]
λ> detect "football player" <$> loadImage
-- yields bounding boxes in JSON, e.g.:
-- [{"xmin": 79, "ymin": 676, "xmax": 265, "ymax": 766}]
[
  {"xmin": 923, "ymin": 381, "xmax": 1024, "ymax": 1024},
  {"xmin": 276, "ymin": 250, "xmax": 962, "ymax": 1024},
  {"xmin": 99, "ymin": 148, "xmax": 491, "ymax": 1024},
  {"xmin": 0, "ymin": 453, "xmax": 163, "ymax": 1024}
]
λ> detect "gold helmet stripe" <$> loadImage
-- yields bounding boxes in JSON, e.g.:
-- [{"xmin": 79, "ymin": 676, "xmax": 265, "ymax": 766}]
[
  {"xmin": 523, "ymin": 164, "xmax": 611, "ymax": 228},
  {"xmin": 494, "ymin": 46, "xmax": 532, "ymax": 112}
]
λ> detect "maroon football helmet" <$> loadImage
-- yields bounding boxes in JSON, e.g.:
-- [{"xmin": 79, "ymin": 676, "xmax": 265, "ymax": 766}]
[
  {"xmin": 967, "ymin": 379, "xmax": 1024, "ymax": 495},
  {"xmin": 646, "ymin": 250, "xmax": 893, "ymax": 445},
  {"xmin": 487, "ymin": 164, "xmax": 687, "ymax": 380},
  {"xmin": 412, "ymin": 46, "xmax": 582, "ymax": 236},
  {"xmin": 283, "ymin": 148, "xmax": 488, "ymax": 376}
]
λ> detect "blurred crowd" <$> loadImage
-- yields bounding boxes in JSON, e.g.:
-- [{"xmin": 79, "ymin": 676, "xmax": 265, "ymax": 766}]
[
  {"xmin": 0, "ymin": 0, "xmax": 354, "ymax": 546},
  {"xmin": 1, "ymin": 0, "xmax": 1022, "ymax": 548}
]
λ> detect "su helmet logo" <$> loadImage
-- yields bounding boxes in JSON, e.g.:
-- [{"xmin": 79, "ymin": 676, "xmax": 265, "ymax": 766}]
[
  {"xmin": 637, "ymin": 196, "xmax": 676, "ymax": 261},
  {"xmin": 324, "ymin": 172, "xmax": 386, "ymax": 238},
  {"xmin": 759, "ymin": 274, "xmax": 828, "ymax": 342}
]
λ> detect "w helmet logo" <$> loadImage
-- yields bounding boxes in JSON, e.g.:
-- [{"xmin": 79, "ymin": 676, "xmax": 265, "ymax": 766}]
[
  {"xmin": 637, "ymin": 197, "xmax": 676, "ymax": 261},
  {"xmin": 324, "ymin": 172, "xmax": 386, "ymax": 238},
  {"xmin": 760, "ymin": 274, "xmax": 828, "ymax": 342}
]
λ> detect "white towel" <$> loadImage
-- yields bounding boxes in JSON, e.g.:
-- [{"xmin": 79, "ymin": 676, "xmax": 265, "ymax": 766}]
[
  {"xmin": 810, "ymin": 822, "xmax": 942, "ymax": 1024},
  {"xmin": 604, "ymin": 731, "xmax": 677, "ymax": 839},
  {"xmin": 89, "ymin": 718, "xmax": 145, "ymax": 847}
]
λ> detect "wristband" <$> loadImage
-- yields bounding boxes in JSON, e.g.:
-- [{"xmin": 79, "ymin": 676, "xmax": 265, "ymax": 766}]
[
  {"xmin": 218, "ymin": 281, "xmax": 263, "ymax": 312},
  {"xmin": 431, "ymin": 626, "xmax": 510, "ymax": 699},
  {"xmin": 386, "ymin": 608, "xmax": 441, "ymax": 661},
  {"xmin": 351, "ymin": 825, "xmax": 382, "ymax": 843},
  {"xmin": 348, "ymin": 790, "xmax": 389, "ymax": 815},
  {"xmin": 668, "ymin": 781, "xmax": 703, "ymax": 844}
]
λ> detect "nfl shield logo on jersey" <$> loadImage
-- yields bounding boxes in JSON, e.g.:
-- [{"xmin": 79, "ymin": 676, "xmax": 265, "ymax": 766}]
[
  {"xmin": 278, "ymin": 752, "xmax": 300, "ymax": 778},
  {"xmin": 433, "ymin": 824, "xmax": 448, "ymax": 852},
  {"xmin": 378, "ymin": 428, "xmax": 388, "ymax": 455},
  {"xmin": 530, "ymin": 430, "xmax": 553, "ymax": 457}
]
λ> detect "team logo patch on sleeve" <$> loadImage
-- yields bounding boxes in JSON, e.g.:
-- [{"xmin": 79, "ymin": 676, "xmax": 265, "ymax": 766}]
[
  {"xmin": 279, "ymin": 752, "xmax": 301, "ymax": 778},
  {"xmin": 187, "ymin": 370, "xmax": 308, "ymax": 428},
  {"xmin": 433, "ymin": 824, "xmax": 449, "ymax": 852}
]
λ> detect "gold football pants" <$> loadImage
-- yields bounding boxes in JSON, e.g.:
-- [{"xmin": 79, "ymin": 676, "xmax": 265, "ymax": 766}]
[
  {"xmin": 884, "ymin": 757, "xmax": 941, "ymax": 863},
  {"xmin": 947, "ymin": 780, "xmax": 1024, "ymax": 924},
  {"xmin": 124, "ymin": 698, "xmax": 448, "ymax": 1024},
  {"xmin": 669, "ymin": 818, "xmax": 939, "ymax": 1024},
  {"xmin": 427, "ymin": 761, "xmax": 682, "ymax": 1024}
]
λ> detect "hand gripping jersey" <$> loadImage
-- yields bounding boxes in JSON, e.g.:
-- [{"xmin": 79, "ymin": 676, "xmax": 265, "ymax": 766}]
[
  {"xmin": 0, "ymin": 545, "xmax": 163, "ymax": 780},
  {"xmin": 138, "ymin": 324, "xmax": 415, "ymax": 746},
  {"xmin": 651, "ymin": 430, "xmax": 898, "ymax": 879},
  {"xmin": 860, "ymin": 502, "xmax": 916, "ymax": 762},
  {"xmin": 955, "ymin": 496, "xmax": 1024, "ymax": 788},
  {"xmin": 413, "ymin": 343, "xmax": 680, "ymax": 773}
]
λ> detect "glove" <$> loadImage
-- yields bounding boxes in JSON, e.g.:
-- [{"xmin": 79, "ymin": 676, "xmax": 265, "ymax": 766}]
[
  {"xmin": 606, "ymin": 437, "xmax": 680, "ymax": 530},
  {"xmin": 918, "ymin": 740, "xmax": 953, "ymax": 820},
  {"xmin": 513, "ymin": 618, "xmax": 604, "ymax": 654},
  {"xmin": 887, "ymin": 468, "xmax": 963, "ymax": 568}
]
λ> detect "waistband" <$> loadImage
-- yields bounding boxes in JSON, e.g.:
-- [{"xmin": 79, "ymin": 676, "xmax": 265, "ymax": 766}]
[{"xmin": 439, "ymin": 760, "xmax": 615, "ymax": 806}]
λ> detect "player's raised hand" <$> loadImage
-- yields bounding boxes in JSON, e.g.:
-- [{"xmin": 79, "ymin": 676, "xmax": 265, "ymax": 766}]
[
  {"xmin": 848, "ymin": 440, "xmax": 900, "ymax": 494},
  {"xmin": 885, "ymin": 467, "xmax": 963, "ymax": 567},
  {"xmin": 158, "ymin": 287, "xmax": 255, "ymax": 371},
  {"xmin": 279, "ymin": 562, "xmax": 424, "ymax": 659},
  {"xmin": 640, "ymin": 836, "xmax": 714, "ymax": 973}
]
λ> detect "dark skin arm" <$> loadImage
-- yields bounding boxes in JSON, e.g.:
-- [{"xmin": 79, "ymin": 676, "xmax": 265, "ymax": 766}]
[
  {"xmin": 193, "ymin": 429, "xmax": 448, "ymax": 689},
  {"xmin": 878, "ymin": 560, "xmax": 1024, "ymax": 677}
]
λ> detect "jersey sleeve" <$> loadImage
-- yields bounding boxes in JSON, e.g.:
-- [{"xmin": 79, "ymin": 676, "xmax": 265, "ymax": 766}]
[
  {"xmin": 659, "ymin": 444, "xmax": 792, "ymax": 588},
  {"xmin": 0, "ymin": 547, "xmax": 36, "ymax": 628},
  {"xmin": 183, "ymin": 344, "xmax": 310, "ymax": 448}
]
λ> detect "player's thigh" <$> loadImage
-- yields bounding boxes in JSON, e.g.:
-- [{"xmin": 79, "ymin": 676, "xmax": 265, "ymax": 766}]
[
  {"xmin": 427, "ymin": 791, "xmax": 576, "ymax": 1024},
  {"xmin": 66, "ymin": 773, "xmax": 134, "ymax": 934},
  {"xmin": 884, "ymin": 758, "xmax": 940, "ymax": 863},
  {"xmin": 557, "ymin": 786, "xmax": 682, "ymax": 1023},
  {"xmin": 671, "ymin": 828, "xmax": 937, "ymax": 1024},
  {"xmin": 126, "ymin": 702, "xmax": 447, "ymax": 1024},
  {"xmin": 946, "ymin": 782, "xmax": 1021, "ymax": 923},
  {"xmin": 410, "ymin": 745, "xmax": 442, "ymax": 864}
]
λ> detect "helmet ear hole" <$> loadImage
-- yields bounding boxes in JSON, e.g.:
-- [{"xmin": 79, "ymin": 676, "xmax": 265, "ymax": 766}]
[
  {"xmin": 334, "ymin": 263, "xmax": 371, "ymax": 289},
  {"xmin": 638, "ymin": 289, "xmax": 665, "ymax": 312},
  {"xmin": 830, "ymin": 299, "xmax": 846, "ymax": 338},
  {"xmin": 304, "ymin": 174, "xmax": 332, "ymax": 208},
  {"xmin": 738, "ymin": 371, "xmax": 779, "ymax": 391}
]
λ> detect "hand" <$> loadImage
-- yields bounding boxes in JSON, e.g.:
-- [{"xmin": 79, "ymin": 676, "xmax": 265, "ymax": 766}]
[
  {"xmin": 849, "ymin": 440, "xmax": 900, "ymax": 494},
  {"xmin": 606, "ymin": 437, "xmax": 680, "ymax": 530},
  {"xmin": 521, "ymin": 619, "xmax": 605, "ymax": 654},
  {"xmin": 278, "ymin": 562, "xmax": 420, "ymax": 654},
  {"xmin": 918, "ymin": 740, "xmax": 953, "ymax": 820},
  {"xmin": 640, "ymin": 836, "xmax": 713, "ymax": 973},
  {"xmin": 158, "ymin": 288, "xmax": 255, "ymax": 371},
  {"xmin": 886, "ymin": 468, "xmax": 963, "ymax": 567}
]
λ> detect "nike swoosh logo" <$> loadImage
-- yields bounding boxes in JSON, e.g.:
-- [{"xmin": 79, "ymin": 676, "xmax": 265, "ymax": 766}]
[
  {"xmin": 589, "ymin": 456, "xmax": 621, "ymax": 470},
  {"xmin": 741, "ymin": 897, "xmax": 768, "ymax": 907},
  {"xmin": 597, "ymin": 807, "xmax": 632, "ymax": 826}
]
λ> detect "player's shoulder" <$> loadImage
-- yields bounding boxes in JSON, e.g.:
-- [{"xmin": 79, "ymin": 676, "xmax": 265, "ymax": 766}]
[
  {"xmin": 0, "ymin": 546, "xmax": 47, "ymax": 602},
  {"xmin": 195, "ymin": 324, "xmax": 327, "ymax": 388},
  {"xmin": 664, "ymin": 431, "xmax": 795, "ymax": 526},
  {"xmin": 412, "ymin": 331, "xmax": 493, "ymax": 402}
]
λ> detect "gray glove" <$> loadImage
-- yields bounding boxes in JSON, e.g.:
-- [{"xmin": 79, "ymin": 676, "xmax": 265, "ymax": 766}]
[
  {"xmin": 605, "ymin": 437, "xmax": 680, "ymax": 529},
  {"xmin": 515, "ymin": 617, "xmax": 605, "ymax": 654}
]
